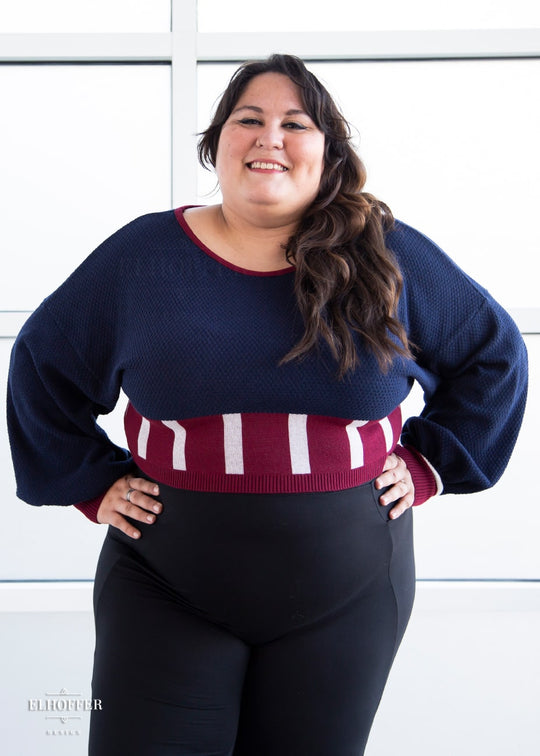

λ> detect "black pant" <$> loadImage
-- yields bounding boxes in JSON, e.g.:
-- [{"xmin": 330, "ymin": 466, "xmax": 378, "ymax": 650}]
[{"xmin": 89, "ymin": 480, "xmax": 415, "ymax": 755}]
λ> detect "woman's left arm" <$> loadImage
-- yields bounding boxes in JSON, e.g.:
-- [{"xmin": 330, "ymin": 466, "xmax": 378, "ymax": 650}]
[
  {"xmin": 402, "ymin": 295, "xmax": 528, "ymax": 492},
  {"xmin": 376, "ymin": 223, "xmax": 529, "ymax": 519}
]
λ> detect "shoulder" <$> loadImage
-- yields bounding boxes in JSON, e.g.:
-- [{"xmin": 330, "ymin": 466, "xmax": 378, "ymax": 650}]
[
  {"xmin": 54, "ymin": 209, "xmax": 183, "ymax": 286},
  {"xmin": 385, "ymin": 219, "xmax": 489, "ymax": 349},
  {"xmin": 40, "ymin": 209, "xmax": 184, "ymax": 320},
  {"xmin": 386, "ymin": 219, "xmax": 464, "ymax": 274},
  {"xmin": 386, "ymin": 218, "xmax": 489, "ymax": 303},
  {"xmin": 387, "ymin": 220, "xmax": 524, "ymax": 363},
  {"xmin": 94, "ymin": 209, "xmax": 181, "ymax": 260}
]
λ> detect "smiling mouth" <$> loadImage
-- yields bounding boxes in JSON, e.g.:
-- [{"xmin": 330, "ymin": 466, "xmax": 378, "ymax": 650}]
[{"xmin": 247, "ymin": 161, "xmax": 288, "ymax": 172}]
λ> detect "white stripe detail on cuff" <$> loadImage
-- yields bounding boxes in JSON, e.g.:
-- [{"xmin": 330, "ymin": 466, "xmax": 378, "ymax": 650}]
[{"xmin": 418, "ymin": 452, "xmax": 444, "ymax": 495}]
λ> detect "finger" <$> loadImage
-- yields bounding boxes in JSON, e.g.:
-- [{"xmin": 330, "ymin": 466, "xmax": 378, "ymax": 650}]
[
  {"xmin": 380, "ymin": 453, "xmax": 400, "ymax": 474},
  {"xmin": 102, "ymin": 511, "xmax": 142, "ymax": 540},
  {"xmin": 96, "ymin": 498, "xmax": 145, "ymax": 539},
  {"xmin": 388, "ymin": 500, "xmax": 413, "ymax": 520},
  {"xmin": 99, "ymin": 497, "xmax": 159, "ymax": 538},
  {"xmin": 378, "ymin": 479, "xmax": 412, "ymax": 507},
  {"xmin": 376, "ymin": 452, "xmax": 411, "ymax": 488},
  {"xmin": 119, "ymin": 498, "xmax": 160, "ymax": 524},
  {"xmin": 124, "ymin": 476, "xmax": 161, "ymax": 514},
  {"xmin": 97, "ymin": 478, "xmax": 162, "ymax": 538},
  {"xmin": 123, "ymin": 486, "xmax": 162, "ymax": 515},
  {"xmin": 126, "ymin": 477, "xmax": 160, "ymax": 497},
  {"xmin": 382, "ymin": 477, "xmax": 415, "ymax": 520},
  {"xmin": 375, "ymin": 465, "xmax": 407, "ymax": 490}
]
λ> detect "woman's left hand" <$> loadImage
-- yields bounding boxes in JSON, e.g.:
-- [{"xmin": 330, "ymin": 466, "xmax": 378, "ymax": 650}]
[{"xmin": 374, "ymin": 453, "xmax": 415, "ymax": 519}]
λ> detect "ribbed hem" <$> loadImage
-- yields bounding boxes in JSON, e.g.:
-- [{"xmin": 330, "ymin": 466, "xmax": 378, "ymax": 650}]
[
  {"xmin": 394, "ymin": 444, "xmax": 439, "ymax": 506},
  {"xmin": 135, "ymin": 459, "xmax": 387, "ymax": 494},
  {"xmin": 73, "ymin": 493, "xmax": 105, "ymax": 523}
]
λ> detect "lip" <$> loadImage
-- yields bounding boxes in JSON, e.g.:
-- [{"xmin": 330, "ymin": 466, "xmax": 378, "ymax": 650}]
[{"xmin": 246, "ymin": 160, "xmax": 288, "ymax": 172}]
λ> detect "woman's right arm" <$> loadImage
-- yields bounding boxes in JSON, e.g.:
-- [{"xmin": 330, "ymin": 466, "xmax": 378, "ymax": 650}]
[
  {"xmin": 8, "ymin": 305, "xmax": 165, "ymax": 537},
  {"xmin": 7, "ymin": 213, "xmax": 174, "ymax": 535},
  {"xmin": 7, "ymin": 304, "xmax": 133, "ymax": 508}
]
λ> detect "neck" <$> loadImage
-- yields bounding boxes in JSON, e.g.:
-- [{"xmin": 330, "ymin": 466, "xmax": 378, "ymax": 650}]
[{"xmin": 217, "ymin": 203, "xmax": 296, "ymax": 270}]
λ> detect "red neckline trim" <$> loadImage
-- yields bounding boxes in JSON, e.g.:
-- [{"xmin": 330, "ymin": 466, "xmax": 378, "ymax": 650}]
[{"xmin": 174, "ymin": 206, "xmax": 296, "ymax": 277}]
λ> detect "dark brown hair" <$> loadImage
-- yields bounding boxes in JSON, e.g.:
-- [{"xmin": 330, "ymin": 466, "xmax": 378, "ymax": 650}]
[{"xmin": 198, "ymin": 54, "xmax": 412, "ymax": 377}]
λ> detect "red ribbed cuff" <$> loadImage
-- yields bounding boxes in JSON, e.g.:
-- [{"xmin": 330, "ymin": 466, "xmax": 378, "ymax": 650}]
[
  {"xmin": 394, "ymin": 444, "xmax": 439, "ymax": 506},
  {"xmin": 73, "ymin": 493, "xmax": 105, "ymax": 523}
]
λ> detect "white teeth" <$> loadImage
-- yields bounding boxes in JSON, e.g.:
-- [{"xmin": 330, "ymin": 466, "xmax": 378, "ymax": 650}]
[{"xmin": 249, "ymin": 161, "xmax": 287, "ymax": 171}]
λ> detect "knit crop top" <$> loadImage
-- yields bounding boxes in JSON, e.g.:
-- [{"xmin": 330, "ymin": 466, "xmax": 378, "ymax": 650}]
[{"xmin": 6, "ymin": 207, "xmax": 527, "ymax": 522}]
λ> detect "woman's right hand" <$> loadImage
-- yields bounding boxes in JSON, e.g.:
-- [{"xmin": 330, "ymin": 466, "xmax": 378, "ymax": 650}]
[{"xmin": 97, "ymin": 474, "xmax": 162, "ymax": 539}]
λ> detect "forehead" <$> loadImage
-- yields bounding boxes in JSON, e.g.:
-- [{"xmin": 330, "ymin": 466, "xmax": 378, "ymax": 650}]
[{"xmin": 234, "ymin": 72, "xmax": 305, "ymax": 111}]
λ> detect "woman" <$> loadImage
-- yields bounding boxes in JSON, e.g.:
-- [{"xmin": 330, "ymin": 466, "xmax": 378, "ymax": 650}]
[{"xmin": 7, "ymin": 54, "xmax": 527, "ymax": 755}]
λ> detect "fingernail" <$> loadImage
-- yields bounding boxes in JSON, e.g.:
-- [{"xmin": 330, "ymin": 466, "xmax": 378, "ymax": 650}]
[
  {"xmin": 132, "ymin": 530, "xmax": 140, "ymax": 539},
  {"xmin": 153, "ymin": 485, "xmax": 159, "ymax": 494},
  {"xmin": 146, "ymin": 514, "xmax": 155, "ymax": 523},
  {"xmin": 152, "ymin": 504, "xmax": 161, "ymax": 513}
]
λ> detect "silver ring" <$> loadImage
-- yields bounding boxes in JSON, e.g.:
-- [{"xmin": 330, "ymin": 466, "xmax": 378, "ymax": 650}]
[{"xmin": 126, "ymin": 487, "xmax": 135, "ymax": 503}]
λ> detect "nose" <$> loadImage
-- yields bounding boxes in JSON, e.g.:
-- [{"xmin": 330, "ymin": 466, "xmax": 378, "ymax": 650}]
[{"xmin": 256, "ymin": 123, "xmax": 283, "ymax": 150}]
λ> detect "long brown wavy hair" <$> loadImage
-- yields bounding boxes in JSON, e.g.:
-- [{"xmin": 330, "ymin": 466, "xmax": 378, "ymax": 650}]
[{"xmin": 198, "ymin": 54, "xmax": 412, "ymax": 377}]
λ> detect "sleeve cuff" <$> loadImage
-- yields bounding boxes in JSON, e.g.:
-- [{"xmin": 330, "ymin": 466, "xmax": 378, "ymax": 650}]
[
  {"xmin": 73, "ymin": 493, "xmax": 106, "ymax": 523},
  {"xmin": 394, "ymin": 444, "xmax": 443, "ymax": 506}
]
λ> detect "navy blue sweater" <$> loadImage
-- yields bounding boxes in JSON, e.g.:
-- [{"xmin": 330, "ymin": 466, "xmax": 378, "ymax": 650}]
[{"xmin": 7, "ymin": 208, "xmax": 528, "ymax": 519}]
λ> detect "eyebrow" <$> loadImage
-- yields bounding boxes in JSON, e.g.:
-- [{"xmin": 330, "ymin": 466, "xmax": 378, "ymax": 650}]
[{"xmin": 231, "ymin": 105, "xmax": 308, "ymax": 117}]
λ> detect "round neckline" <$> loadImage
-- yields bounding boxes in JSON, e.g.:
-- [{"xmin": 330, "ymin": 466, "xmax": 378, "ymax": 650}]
[{"xmin": 174, "ymin": 206, "xmax": 296, "ymax": 277}]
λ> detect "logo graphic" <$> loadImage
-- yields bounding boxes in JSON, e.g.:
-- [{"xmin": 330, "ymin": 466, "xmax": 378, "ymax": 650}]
[{"xmin": 27, "ymin": 687, "xmax": 102, "ymax": 736}]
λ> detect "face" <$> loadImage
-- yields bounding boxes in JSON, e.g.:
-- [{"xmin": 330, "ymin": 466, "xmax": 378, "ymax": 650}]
[{"xmin": 215, "ymin": 72, "xmax": 325, "ymax": 227}]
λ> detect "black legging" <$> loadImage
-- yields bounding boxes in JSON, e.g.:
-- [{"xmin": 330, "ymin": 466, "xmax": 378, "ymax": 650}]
[{"xmin": 89, "ymin": 479, "xmax": 415, "ymax": 756}]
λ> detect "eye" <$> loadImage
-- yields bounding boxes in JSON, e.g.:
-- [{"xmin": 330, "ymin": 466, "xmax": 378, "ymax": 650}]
[
  {"xmin": 238, "ymin": 117, "xmax": 262, "ymax": 126},
  {"xmin": 283, "ymin": 121, "xmax": 308, "ymax": 130}
]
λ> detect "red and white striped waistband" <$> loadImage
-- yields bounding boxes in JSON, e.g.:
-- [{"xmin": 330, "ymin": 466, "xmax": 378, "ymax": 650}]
[{"xmin": 124, "ymin": 404, "xmax": 402, "ymax": 494}]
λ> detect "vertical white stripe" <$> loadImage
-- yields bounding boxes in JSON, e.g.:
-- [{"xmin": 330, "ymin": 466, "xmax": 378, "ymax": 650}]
[
  {"xmin": 288, "ymin": 414, "xmax": 311, "ymax": 474},
  {"xmin": 161, "ymin": 421, "xmax": 187, "ymax": 470},
  {"xmin": 346, "ymin": 420, "xmax": 368, "ymax": 469},
  {"xmin": 137, "ymin": 416, "xmax": 150, "ymax": 459},
  {"xmin": 379, "ymin": 416, "xmax": 394, "ymax": 452},
  {"xmin": 223, "ymin": 414, "xmax": 244, "ymax": 474}
]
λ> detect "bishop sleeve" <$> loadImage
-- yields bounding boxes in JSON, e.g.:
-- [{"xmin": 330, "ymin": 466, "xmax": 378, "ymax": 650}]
[
  {"xmin": 6, "ymin": 219, "xmax": 144, "ymax": 519},
  {"xmin": 391, "ymin": 222, "xmax": 528, "ymax": 498},
  {"xmin": 7, "ymin": 304, "xmax": 134, "ymax": 513}
]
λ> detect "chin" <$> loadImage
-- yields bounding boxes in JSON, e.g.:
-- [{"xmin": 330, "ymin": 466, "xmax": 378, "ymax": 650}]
[
  {"xmin": 247, "ymin": 205, "xmax": 307, "ymax": 229},
  {"xmin": 247, "ymin": 193, "xmax": 305, "ymax": 211}
]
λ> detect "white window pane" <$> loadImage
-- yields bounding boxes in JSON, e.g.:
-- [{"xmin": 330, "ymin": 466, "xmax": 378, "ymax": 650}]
[
  {"xmin": 0, "ymin": 65, "xmax": 171, "ymax": 310},
  {"xmin": 198, "ymin": 60, "xmax": 540, "ymax": 309},
  {"xmin": 0, "ymin": 0, "xmax": 171, "ymax": 32},
  {"xmin": 198, "ymin": 0, "xmax": 540, "ymax": 32}
]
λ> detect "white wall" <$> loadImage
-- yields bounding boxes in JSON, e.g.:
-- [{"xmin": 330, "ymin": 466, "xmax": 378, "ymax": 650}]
[{"xmin": 1, "ymin": 1, "xmax": 539, "ymax": 753}]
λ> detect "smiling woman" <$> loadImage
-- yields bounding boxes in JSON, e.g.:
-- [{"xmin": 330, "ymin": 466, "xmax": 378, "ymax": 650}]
[
  {"xmin": 216, "ymin": 73, "xmax": 325, "ymax": 222},
  {"xmin": 7, "ymin": 53, "xmax": 528, "ymax": 756},
  {"xmin": 185, "ymin": 72, "xmax": 326, "ymax": 271}
]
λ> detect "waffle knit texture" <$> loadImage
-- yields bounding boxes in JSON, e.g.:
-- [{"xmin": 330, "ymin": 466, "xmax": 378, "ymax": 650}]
[{"xmin": 7, "ymin": 208, "xmax": 528, "ymax": 522}]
